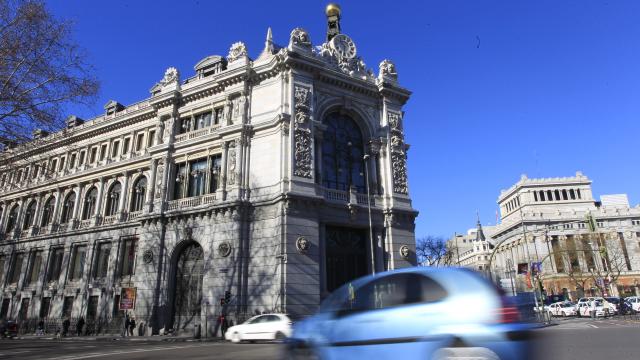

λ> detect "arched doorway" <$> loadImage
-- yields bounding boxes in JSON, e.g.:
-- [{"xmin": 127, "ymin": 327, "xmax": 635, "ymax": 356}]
[{"xmin": 170, "ymin": 242, "xmax": 204, "ymax": 332}]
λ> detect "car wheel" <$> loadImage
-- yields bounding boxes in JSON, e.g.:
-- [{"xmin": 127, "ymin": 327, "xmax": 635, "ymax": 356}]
[
  {"xmin": 275, "ymin": 331, "xmax": 286, "ymax": 341},
  {"xmin": 231, "ymin": 332, "xmax": 242, "ymax": 343}
]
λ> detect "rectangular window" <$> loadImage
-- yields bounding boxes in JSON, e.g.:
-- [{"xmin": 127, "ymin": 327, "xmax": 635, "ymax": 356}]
[
  {"xmin": 119, "ymin": 237, "xmax": 137, "ymax": 277},
  {"xmin": 25, "ymin": 251, "xmax": 43, "ymax": 286},
  {"xmin": 69, "ymin": 245, "xmax": 87, "ymax": 281},
  {"xmin": 618, "ymin": 232, "xmax": 632, "ymax": 271},
  {"xmin": 188, "ymin": 158, "xmax": 208, "ymax": 197},
  {"xmin": 210, "ymin": 154, "xmax": 222, "ymax": 193},
  {"xmin": 0, "ymin": 256, "xmax": 5, "ymax": 284},
  {"xmin": 87, "ymin": 295, "xmax": 99, "ymax": 320},
  {"xmin": 194, "ymin": 112, "xmax": 212, "ymax": 129},
  {"xmin": 123, "ymin": 138, "xmax": 130, "ymax": 154},
  {"xmin": 90, "ymin": 147, "xmax": 97, "ymax": 163},
  {"xmin": 93, "ymin": 242, "xmax": 111, "ymax": 279},
  {"xmin": 9, "ymin": 253, "xmax": 25, "ymax": 284},
  {"xmin": 112, "ymin": 295, "xmax": 121, "ymax": 317},
  {"xmin": 148, "ymin": 130, "xmax": 155, "ymax": 147},
  {"xmin": 62, "ymin": 296, "xmax": 74, "ymax": 318},
  {"xmin": 79, "ymin": 151, "xmax": 86, "ymax": 165},
  {"xmin": 178, "ymin": 117, "xmax": 191, "ymax": 134},
  {"xmin": 59, "ymin": 157, "xmax": 65, "ymax": 171},
  {"xmin": 47, "ymin": 248, "xmax": 64, "ymax": 283},
  {"xmin": 18, "ymin": 298, "xmax": 30, "ymax": 320},
  {"xmin": 40, "ymin": 297, "xmax": 51, "ymax": 318},
  {"xmin": 174, "ymin": 163, "xmax": 187, "ymax": 200},
  {"xmin": 136, "ymin": 134, "xmax": 144, "ymax": 151},
  {"xmin": 111, "ymin": 141, "xmax": 120, "ymax": 158},
  {"xmin": 0, "ymin": 299, "xmax": 10, "ymax": 319},
  {"xmin": 69, "ymin": 153, "xmax": 76, "ymax": 169},
  {"xmin": 50, "ymin": 159, "xmax": 58, "ymax": 172},
  {"xmin": 100, "ymin": 144, "xmax": 107, "ymax": 161}
]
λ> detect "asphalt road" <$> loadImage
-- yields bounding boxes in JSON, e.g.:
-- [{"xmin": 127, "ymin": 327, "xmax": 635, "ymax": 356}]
[{"xmin": 1, "ymin": 317, "xmax": 639, "ymax": 360}]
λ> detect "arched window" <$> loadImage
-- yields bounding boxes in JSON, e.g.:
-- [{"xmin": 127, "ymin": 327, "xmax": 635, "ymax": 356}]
[
  {"xmin": 61, "ymin": 192, "xmax": 75, "ymax": 223},
  {"xmin": 22, "ymin": 201, "xmax": 37, "ymax": 230},
  {"xmin": 82, "ymin": 187, "xmax": 98, "ymax": 220},
  {"xmin": 321, "ymin": 112, "xmax": 366, "ymax": 192},
  {"xmin": 131, "ymin": 177, "xmax": 147, "ymax": 212},
  {"xmin": 41, "ymin": 197, "xmax": 55, "ymax": 227},
  {"xmin": 6, "ymin": 204, "xmax": 19, "ymax": 232},
  {"xmin": 105, "ymin": 182, "xmax": 121, "ymax": 216}
]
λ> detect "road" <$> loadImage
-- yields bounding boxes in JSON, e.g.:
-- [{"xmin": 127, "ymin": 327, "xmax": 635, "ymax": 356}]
[{"xmin": 1, "ymin": 317, "xmax": 639, "ymax": 360}]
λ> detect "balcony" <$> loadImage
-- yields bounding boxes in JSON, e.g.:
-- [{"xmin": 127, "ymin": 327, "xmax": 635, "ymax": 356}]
[
  {"xmin": 320, "ymin": 186, "xmax": 376, "ymax": 206},
  {"xmin": 167, "ymin": 193, "xmax": 217, "ymax": 211},
  {"xmin": 174, "ymin": 125, "xmax": 221, "ymax": 143}
]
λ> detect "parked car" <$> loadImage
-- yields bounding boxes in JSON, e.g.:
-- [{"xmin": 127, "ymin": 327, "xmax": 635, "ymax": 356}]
[
  {"xmin": 286, "ymin": 267, "xmax": 534, "ymax": 360},
  {"xmin": 225, "ymin": 313, "xmax": 292, "ymax": 343},
  {"xmin": 577, "ymin": 300, "xmax": 609, "ymax": 317},
  {"xmin": 626, "ymin": 296, "xmax": 640, "ymax": 312},
  {"xmin": 0, "ymin": 320, "xmax": 18, "ymax": 338},
  {"xmin": 548, "ymin": 302, "xmax": 577, "ymax": 317}
]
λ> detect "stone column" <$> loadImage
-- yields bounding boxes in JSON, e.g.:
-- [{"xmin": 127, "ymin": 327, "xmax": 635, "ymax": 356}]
[
  {"xmin": 94, "ymin": 178, "xmax": 105, "ymax": 225},
  {"xmin": 119, "ymin": 171, "xmax": 130, "ymax": 217},
  {"xmin": 146, "ymin": 160, "xmax": 158, "ymax": 213},
  {"xmin": 71, "ymin": 184, "xmax": 82, "ymax": 221}
]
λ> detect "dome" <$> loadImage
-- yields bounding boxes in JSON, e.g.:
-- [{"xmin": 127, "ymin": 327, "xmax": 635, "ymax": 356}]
[{"xmin": 325, "ymin": 3, "xmax": 341, "ymax": 17}]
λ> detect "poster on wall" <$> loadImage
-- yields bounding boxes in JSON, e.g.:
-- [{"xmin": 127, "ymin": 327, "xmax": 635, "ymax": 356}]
[{"xmin": 119, "ymin": 287, "xmax": 137, "ymax": 310}]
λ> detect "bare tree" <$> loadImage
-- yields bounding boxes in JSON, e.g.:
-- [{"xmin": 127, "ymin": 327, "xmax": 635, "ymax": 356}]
[
  {"xmin": 416, "ymin": 235, "xmax": 455, "ymax": 267},
  {"xmin": 0, "ymin": 0, "xmax": 99, "ymax": 143}
]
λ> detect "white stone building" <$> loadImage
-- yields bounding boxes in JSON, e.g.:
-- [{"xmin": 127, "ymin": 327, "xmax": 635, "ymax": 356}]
[
  {"xmin": 0, "ymin": 6, "xmax": 417, "ymax": 335},
  {"xmin": 449, "ymin": 221, "xmax": 495, "ymax": 271},
  {"xmin": 489, "ymin": 172, "xmax": 640, "ymax": 299}
]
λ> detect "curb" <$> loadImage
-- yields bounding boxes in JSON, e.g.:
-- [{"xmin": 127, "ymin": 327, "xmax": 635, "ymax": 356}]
[{"xmin": 12, "ymin": 336, "xmax": 226, "ymax": 343}]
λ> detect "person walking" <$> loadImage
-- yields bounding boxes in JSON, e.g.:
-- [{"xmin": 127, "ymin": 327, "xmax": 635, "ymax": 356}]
[
  {"xmin": 36, "ymin": 319, "xmax": 45, "ymax": 336},
  {"xmin": 76, "ymin": 317, "xmax": 85, "ymax": 336},
  {"xmin": 128, "ymin": 317, "xmax": 136, "ymax": 337}
]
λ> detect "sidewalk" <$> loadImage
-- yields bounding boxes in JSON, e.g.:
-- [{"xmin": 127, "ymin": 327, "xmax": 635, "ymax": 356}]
[{"xmin": 13, "ymin": 334, "xmax": 226, "ymax": 342}]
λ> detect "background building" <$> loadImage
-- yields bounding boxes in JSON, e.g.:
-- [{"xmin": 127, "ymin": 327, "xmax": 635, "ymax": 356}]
[
  {"xmin": 0, "ymin": 7, "xmax": 416, "ymax": 335},
  {"xmin": 488, "ymin": 172, "xmax": 640, "ymax": 299},
  {"xmin": 449, "ymin": 221, "xmax": 495, "ymax": 272}
]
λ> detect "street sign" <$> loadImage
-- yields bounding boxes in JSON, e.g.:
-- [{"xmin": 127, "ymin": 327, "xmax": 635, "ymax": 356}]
[{"xmin": 119, "ymin": 287, "xmax": 137, "ymax": 310}]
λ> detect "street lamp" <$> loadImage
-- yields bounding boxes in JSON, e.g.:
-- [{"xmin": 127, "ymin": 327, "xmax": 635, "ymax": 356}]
[{"xmin": 363, "ymin": 153, "xmax": 375, "ymax": 275}]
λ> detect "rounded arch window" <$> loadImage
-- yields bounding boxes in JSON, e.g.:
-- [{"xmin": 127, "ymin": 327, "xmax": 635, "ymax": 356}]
[
  {"xmin": 105, "ymin": 182, "xmax": 122, "ymax": 216},
  {"xmin": 41, "ymin": 197, "xmax": 55, "ymax": 227},
  {"xmin": 61, "ymin": 192, "xmax": 76, "ymax": 223},
  {"xmin": 6, "ymin": 204, "xmax": 19, "ymax": 232},
  {"xmin": 131, "ymin": 176, "xmax": 147, "ymax": 212},
  {"xmin": 22, "ymin": 201, "xmax": 37, "ymax": 230},
  {"xmin": 82, "ymin": 187, "xmax": 98, "ymax": 220},
  {"xmin": 321, "ymin": 112, "xmax": 366, "ymax": 192}
]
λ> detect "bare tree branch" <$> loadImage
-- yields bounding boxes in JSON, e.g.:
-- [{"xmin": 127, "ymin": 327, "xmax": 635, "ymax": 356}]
[{"xmin": 416, "ymin": 236, "xmax": 455, "ymax": 267}]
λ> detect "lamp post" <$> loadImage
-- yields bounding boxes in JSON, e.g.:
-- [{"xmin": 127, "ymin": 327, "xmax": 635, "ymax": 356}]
[{"xmin": 363, "ymin": 154, "xmax": 375, "ymax": 275}]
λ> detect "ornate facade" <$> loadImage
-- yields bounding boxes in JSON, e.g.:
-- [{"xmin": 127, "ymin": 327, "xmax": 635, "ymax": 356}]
[{"xmin": 0, "ymin": 9, "xmax": 416, "ymax": 336}]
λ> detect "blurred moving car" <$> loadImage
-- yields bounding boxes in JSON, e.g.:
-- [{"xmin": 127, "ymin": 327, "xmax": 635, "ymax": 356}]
[
  {"xmin": 548, "ymin": 302, "xmax": 576, "ymax": 317},
  {"xmin": 224, "ymin": 313, "xmax": 291, "ymax": 343},
  {"xmin": 286, "ymin": 267, "xmax": 533, "ymax": 360}
]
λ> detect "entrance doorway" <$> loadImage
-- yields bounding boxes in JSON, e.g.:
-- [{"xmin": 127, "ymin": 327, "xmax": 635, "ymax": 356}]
[
  {"xmin": 325, "ymin": 226, "xmax": 368, "ymax": 292},
  {"xmin": 171, "ymin": 242, "xmax": 204, "ymax": 332}
]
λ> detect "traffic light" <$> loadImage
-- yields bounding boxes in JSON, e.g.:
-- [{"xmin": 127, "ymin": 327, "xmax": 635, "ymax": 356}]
[{"xmin": 224, "ymin": 291, "xmax": 231, "ymax": 304}]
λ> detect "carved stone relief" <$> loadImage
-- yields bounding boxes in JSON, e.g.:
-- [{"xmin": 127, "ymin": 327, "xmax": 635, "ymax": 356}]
[
  {"xmin": 227, "ymin": 42, "xmax": 247, "ymax": 63},
  {"xmin": 289, "ymin": 28, "xmax": 312, "ymax": 49},
  {"xmin": 227, "ymin": 141, "xmax": 237, "ymax": 185},
  {"xmin": 388, "ymin": 112, "xmax": 408, "ymax": 194},
  {"xmin": 378, "ymin": 59, "xmax": 398, "ymax": 80},
  {"xmin": 155, "ymin": 158, "xmax": 165, "ymax": 199},
  {"xmin": 293, "ymin": 85, "xmax": 313, "ymax": 178}
]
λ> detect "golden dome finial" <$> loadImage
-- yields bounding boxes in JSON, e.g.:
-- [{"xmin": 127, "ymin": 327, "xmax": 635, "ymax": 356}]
[{"xmin": 326, "ymin": 3, "xmax": 341, "ymax": 17}]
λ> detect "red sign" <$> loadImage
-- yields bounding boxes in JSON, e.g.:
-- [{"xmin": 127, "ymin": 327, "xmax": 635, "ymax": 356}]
[{"xmin": 119, "ymin": 287, "xmax": 137, "ymax": 310}]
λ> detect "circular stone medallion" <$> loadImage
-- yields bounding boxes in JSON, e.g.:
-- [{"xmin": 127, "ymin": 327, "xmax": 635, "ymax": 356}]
[
  {"xmin": 399, "ymin": 245, "xmax": 410, "ymax": 259},
  {"xmin": 218, "ymin": 242, "xmax": 232, "ymax": 257},
  {"xmin": 142, "ymin": 249, "xmax": 154, "ymax": 264}
]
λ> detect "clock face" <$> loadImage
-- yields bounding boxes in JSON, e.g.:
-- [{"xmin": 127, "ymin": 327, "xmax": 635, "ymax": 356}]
[{"xmin": 330, "ymin": 34, "xmax": 356, "ymax": 60}]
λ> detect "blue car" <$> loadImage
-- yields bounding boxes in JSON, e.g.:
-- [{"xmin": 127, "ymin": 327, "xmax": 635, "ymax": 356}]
[{"xmin": 286, "ymin": 267, "xmax": 534, "ymax": 360}]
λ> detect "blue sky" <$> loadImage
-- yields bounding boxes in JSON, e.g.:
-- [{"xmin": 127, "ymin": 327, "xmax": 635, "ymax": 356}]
[{"xmin": 48, "ymin": 1, "xmax": 640, "ymax": 238}]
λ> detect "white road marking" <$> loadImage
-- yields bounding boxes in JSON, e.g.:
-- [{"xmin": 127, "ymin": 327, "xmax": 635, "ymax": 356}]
[
  {"xmin": 44, "ymin": 343, "xmax": 212, "ymax": 360},
  {"xmin": 586, "ymin": 324, "xmax": 598, "ymax": 328}
]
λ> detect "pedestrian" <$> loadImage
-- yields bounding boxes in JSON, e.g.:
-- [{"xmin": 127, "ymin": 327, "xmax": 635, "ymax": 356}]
[
  {"xmin": 129, "ymin": 317, "xmax": 136, "ymax": 337},
  {"xmin": 36, "ymin": 319, "xmax": 45, "ymax": 336},
  {"xmin": 62, "ymin": 318, "xmax": 70, "ymax": 337},
  {"xmin": 220, "ymin": 314, "xmax": 227, "ymax": 337},
  {"xmin": 76, "ymin": 316, "xmax": 85, "ymax": 336}
]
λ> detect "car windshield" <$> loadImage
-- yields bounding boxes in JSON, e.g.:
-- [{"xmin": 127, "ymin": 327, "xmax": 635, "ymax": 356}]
[{"xmin": 561, "ymin": 303, "xmax": 574, "ymax": 308}]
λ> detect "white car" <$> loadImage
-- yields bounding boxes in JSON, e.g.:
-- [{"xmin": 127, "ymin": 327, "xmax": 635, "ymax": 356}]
[
  {"xmin": 577, "ymin": 300, "xmax": 609, "ymax": 317},
  {"xmin": 548, "ymin": 302, "xmax": 576, "ymax": 317},
  {"xmin": 225, "ymin": 313, "xmax": 292, "ymax": 343},
  {"xmin": 626, "ymin": 296, "xmax": 640, "ymax": 312}
]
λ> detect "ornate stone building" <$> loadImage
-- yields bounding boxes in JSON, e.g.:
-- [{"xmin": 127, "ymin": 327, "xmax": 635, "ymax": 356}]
[{"xmin": 0, "ymin": 6, "xmax": 416, "ymax": 335}]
